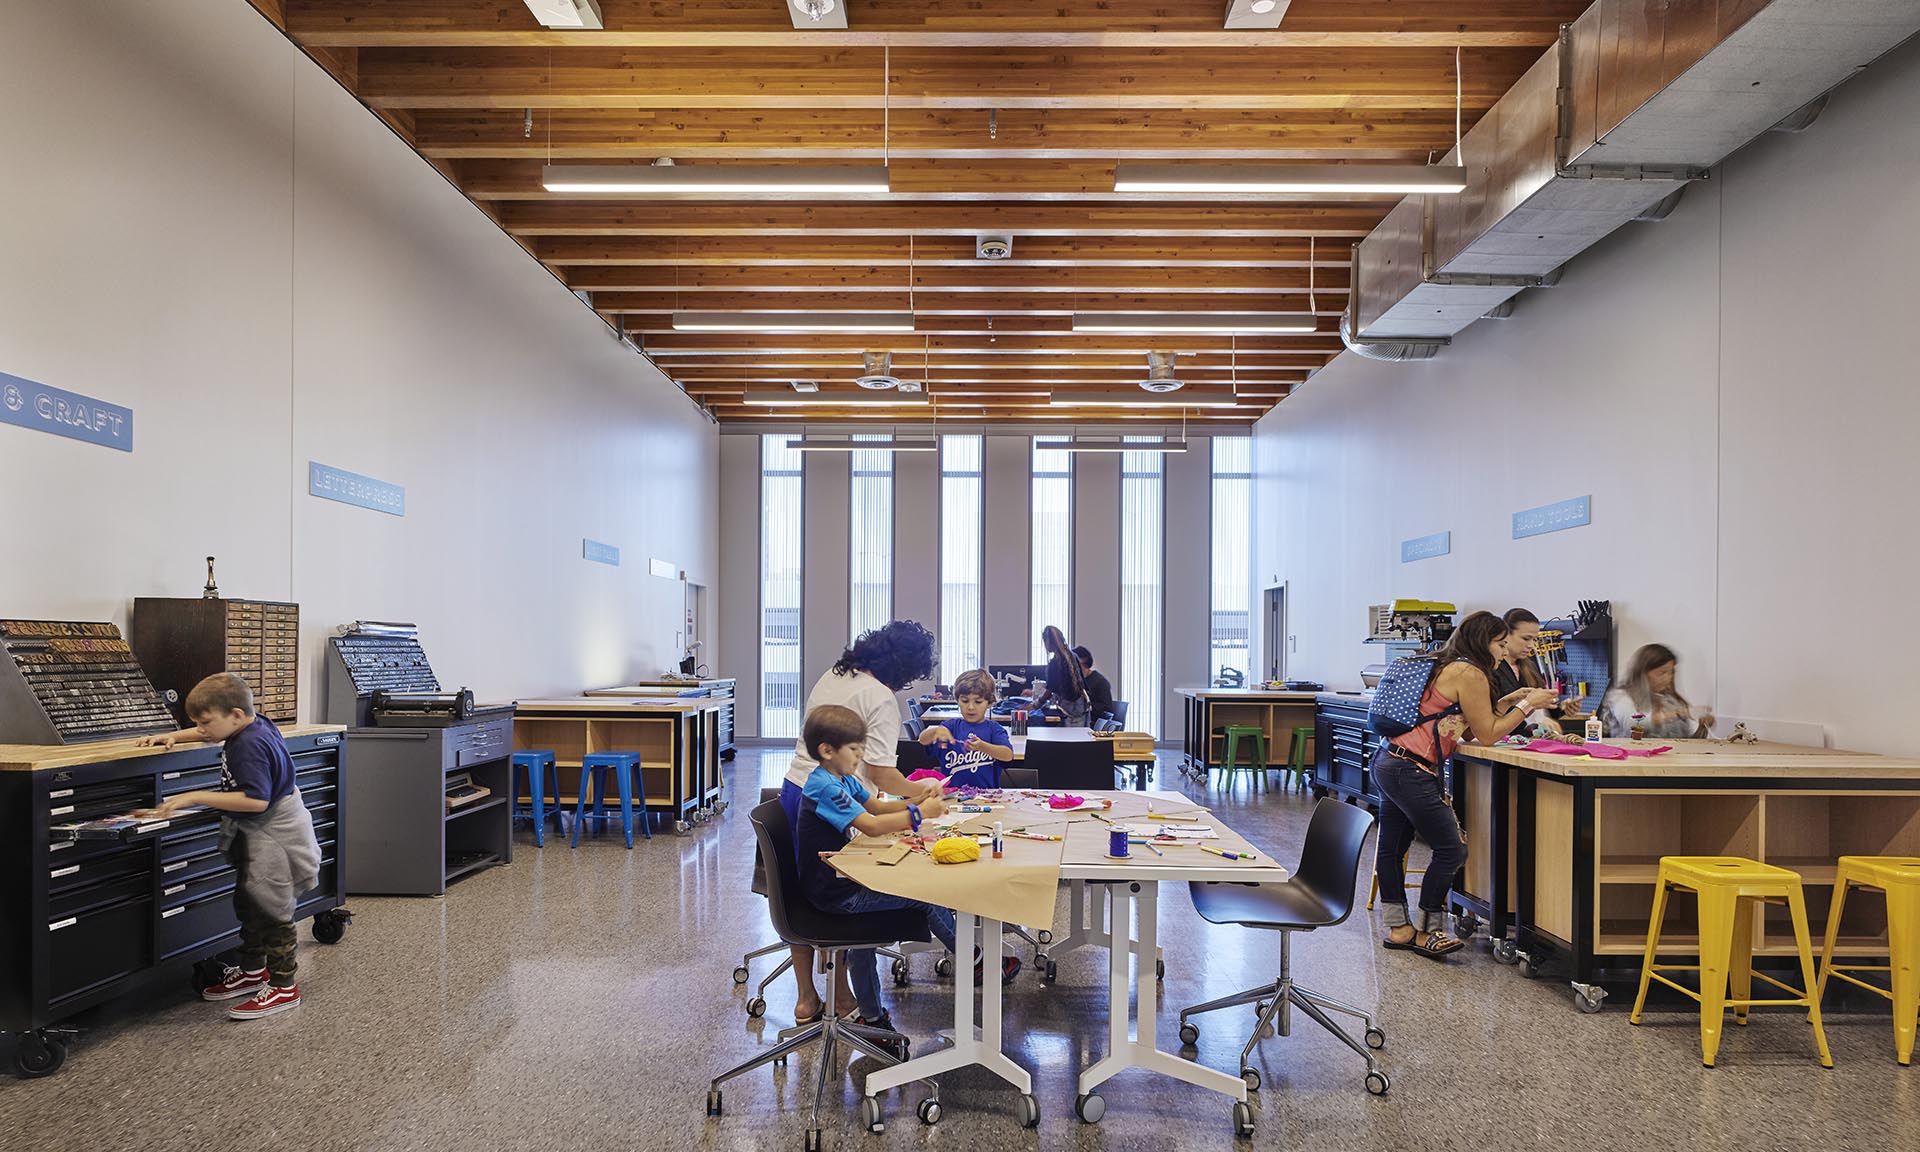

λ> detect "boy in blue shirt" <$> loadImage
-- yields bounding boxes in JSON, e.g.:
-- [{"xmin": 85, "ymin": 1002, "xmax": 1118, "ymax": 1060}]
[
  {"xmin": 917, "ymin": 668, "xmax": 1013, "ymax": 790},
  {"xmin": 140, "ymin": 672, "xmax": 320, "ymax": 1021}
]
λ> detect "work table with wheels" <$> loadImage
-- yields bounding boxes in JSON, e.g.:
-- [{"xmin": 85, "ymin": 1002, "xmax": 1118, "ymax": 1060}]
[
  {"xmin": 511, "ymin": 698, "xmax": 726, "ymax": 833},
  {"xmin": 1179, "ymin": 688, "xmax": 1328, "ymax": 779},
  {"xmin": 1447, "ymin": 739, "xmax": 1920, "ymax": 1013}
]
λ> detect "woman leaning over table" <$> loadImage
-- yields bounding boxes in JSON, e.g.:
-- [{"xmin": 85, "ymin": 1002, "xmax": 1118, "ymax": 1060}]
[{"xmin": 1602, "ymin": 643, "xmax": 1716, "ymax": 739}]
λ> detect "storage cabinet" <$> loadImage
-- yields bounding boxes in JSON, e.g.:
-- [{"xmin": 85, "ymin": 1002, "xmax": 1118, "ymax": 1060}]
[
  {"xmin": 1313, "ymin": 694, "xmax": 1383, "ymax": 806},
  {"xmin": 130, "ymin": 597, "xmax": 300, "ymax": 723}
]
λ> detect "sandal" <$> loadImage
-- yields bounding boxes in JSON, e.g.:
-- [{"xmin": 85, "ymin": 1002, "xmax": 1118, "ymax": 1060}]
[
  {"xmin": 1382, "ymin": 930, "xmax": 1464, "ymax": 960},
  {"xmin": 794, "ymin": 1003, "xmax": 827, "ymax": 1024}
]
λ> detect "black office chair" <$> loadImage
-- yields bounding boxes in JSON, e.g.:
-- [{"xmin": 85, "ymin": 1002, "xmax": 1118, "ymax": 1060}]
[
  {"xmin": 1002, "ymin": 766, "xmax": 1038, "ymax": 789},
  {"xmin": 894, "ymin": 738, "xmax": 934, "ymax": 775},
  {"xmin": 707, "ymin": 800, "xmax": 938, "ymax": 1141},
  {"xmin": 735, "ymin": 787, "xmax": 793, "ymax": 1015},
  {"xmin": 1176, "ymin": 798, "xmax": 1390, "ymax": 1096},
  {"xmin": 1025, "ymin": 738, "xmax": 1117, "ymax": 792},
  {"xmin": 1107, "ymin": 700, "xmax": 1130, "ymax": 729}
]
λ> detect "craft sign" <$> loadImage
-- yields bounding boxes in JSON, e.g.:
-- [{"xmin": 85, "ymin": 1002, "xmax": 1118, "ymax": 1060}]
[
  {"xmin": 583, "ymin": 539, "xmax": 621, "ymax": 566},
  {"xmin": 1513, "ymin": 495, "xmax": 1591, "ymax": 539},
  {"xmin": 1400, "ymin": 531, "xmax": 1451, "ymax": 563},
  {"xmin": 308, "ymin": 462, "xmax": 406, "ymax": 516},
  {"xmin": 1, "ymin": 371, "xmax": 134, "ymax": 452}
]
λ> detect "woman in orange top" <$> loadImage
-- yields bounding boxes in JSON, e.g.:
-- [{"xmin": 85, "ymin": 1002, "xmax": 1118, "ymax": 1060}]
[{"xmin": 1376, "ymin": 611, "xmax": 1558, "ymax": 959}]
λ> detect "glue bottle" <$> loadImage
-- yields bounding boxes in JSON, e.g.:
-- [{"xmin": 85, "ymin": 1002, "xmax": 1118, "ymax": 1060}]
[
  {"xmin": 1584, "ymin": 711, "xmax": 1604, "ymax": 743},
  {"xmin": 992, "ymin": 821, "xmax": 1004, "ymax": 859}
]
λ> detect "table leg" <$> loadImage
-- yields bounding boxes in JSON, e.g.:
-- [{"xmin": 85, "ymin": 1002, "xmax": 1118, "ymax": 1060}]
[
  {"xmin": 1046, "ymin": 880, "xmax": 1161, "ymax": 969},
  {"xmin": 864, "ymin": 912, "xmax": 1033, "ymax": 1097}
]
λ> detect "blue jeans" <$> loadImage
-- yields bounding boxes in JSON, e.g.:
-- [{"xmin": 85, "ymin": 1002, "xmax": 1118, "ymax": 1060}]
[
  {"xmin": 1372, "ymin": 748, "xmax": 1467, "ymax": 931},
  {"xmin": 816, "ymin": 887, "xmax": 958, "ymax": 1021}
]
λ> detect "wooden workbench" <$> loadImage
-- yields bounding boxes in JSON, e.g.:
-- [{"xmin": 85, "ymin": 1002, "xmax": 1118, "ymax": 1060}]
[
  {"xmin": 1448, "ymin": 738, "xmax": 1920, "ymax": 1009},
  {"xmin": 511, "ymin": 698, "xmax": 725, "ymax": 832},
  {"xmin": 0, "ymin": 724, "xmax": 345, "ymax": 771},
  {"xmin": 1178, "ymin": 688, "xmax": 1327, "ymax": 777}
]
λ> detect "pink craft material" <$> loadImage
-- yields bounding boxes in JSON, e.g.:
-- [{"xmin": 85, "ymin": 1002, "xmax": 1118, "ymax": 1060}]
[
  {"xmin": 1047, "ymin": 793, "xmax": 1086, "ymax": 809},
  {"xmin": 1523, "ymin": 739, "xmax": 1672, "ymax": 760},
  {"xmin": 905, "ymin": 769, "xmax": 946, "ymax": 782}
]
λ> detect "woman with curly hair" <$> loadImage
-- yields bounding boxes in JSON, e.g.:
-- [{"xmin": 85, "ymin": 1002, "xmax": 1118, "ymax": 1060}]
[{"xmin": 780, "ymin": 619, "xmax": 945, "ymax": 1022}]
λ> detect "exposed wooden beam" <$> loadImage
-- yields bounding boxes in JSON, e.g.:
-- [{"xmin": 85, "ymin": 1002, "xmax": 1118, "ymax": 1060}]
[
  {"xmin": 536, "ymin": 235, "xmax": 1353, "ymax": 267},
  {"xmin": 501, "ymin": 201, "xmax": 1386, "ymax": 237},
  {"xmin": 636, "ymin": 333, "xmax": 1346, "ymax": 355},
  {"xmin": 661, "ymin": 354, "xmax": 1331, "ymax": 371},
  {"xmin": 562, "ymin": 264, "xmax": 1349, "ymax": 293}
]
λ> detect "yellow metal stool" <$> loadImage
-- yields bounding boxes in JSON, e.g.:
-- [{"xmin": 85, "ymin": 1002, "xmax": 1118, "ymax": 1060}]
[
  {"xmin": 1629, "ymin": 856, "xmax": 1832, "ymax": 1068},
  {"xmin": 1367, "ymin": 852, "xmax": 1425, "ymax": 912},
  {"xmin": 1812, "ymin": 855, "xmax": 1920, "ymax": 1065}
]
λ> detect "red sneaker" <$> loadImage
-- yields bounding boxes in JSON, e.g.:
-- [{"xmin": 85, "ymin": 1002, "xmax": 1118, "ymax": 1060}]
[
  {"xmin": 200, "ymin": 965, "xmax": 269, "ymax": 1002},
  {"xmin": 228, "ymin": 983, "xmax": 300, "ymax": 1020}
]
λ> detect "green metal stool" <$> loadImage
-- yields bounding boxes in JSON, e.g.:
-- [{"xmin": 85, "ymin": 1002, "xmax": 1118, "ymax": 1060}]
[
  {"xmin": 1218, "ymin": 725, "xmax": 1267, "ymax": 789},
  {"xmin": 1280, "ymin": 726, "xmax": 1314, "ymax": 793}
]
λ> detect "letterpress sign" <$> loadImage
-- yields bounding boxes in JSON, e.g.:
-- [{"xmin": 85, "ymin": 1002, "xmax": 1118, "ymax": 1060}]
[
  {"xmin": 583, "ymin": 539, "xmax": 621, "ymax": 566},
  {"xmin": 1401, "ymin": 531, "xmax": 1451, "ymax": 563},
  {"xmin": 308, "ymin": 462, "xmax": 406, "ymax": 516}
]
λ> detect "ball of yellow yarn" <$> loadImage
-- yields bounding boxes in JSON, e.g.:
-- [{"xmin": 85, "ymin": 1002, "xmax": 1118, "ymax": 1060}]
[{"xmin": 931, "ymin": 836, "xmax": 981, "ymax": 864}]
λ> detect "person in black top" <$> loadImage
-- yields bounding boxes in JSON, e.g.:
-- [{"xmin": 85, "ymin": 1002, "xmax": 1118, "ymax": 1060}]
[
  {"xmin": 1074, "ymin": 646, "xmax": 1115, "ymax": 723},
  {"xmin": 1492, "ymin": 608, "xmax": 1570, "ymax": 736},
  {"xmin": 1030, "ymin": 624, "xmax": 1089, "ymax": 726}
]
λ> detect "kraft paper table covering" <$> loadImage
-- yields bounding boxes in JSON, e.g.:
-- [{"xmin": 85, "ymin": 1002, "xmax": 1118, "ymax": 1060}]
[{"xmin": 1059, "ymin": 812, "xmax": 1269, "ymax": 869}]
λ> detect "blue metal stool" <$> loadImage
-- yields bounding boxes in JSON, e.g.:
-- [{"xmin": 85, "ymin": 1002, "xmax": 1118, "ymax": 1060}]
[
  {"xmin": 573, "ymin": 752, "xmax": 650, "ymax": 848},
  {"xmin": 511, "ymin": 751, "xmax": 562, "ymax": 847}
]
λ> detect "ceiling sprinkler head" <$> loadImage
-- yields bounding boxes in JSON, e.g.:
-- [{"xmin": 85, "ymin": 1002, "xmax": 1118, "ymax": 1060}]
[{"xmin": 794, "ymin": 0, "xmax": 836, "ymax": 22}]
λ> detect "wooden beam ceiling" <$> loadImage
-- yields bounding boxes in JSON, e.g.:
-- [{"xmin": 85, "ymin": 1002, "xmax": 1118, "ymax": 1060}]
[{"xmin": 261, "ymin": 0, "xmax": 1585, "ymax": 423}]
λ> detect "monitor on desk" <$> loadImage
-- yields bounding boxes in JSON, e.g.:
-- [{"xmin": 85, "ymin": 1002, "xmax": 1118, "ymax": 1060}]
[{"xmin": 988, "ymin": 663, "xmax": 1048, "ymax": 700}]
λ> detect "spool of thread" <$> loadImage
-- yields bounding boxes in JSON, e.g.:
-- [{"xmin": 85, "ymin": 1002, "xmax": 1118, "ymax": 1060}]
[
  {"xmin": 992, "ymin": 820, "xmax": 1004, "ymax": 859},
  {"xmin": 1108, "ymin": 828, "xmax": 1130, "ymax": 858}
]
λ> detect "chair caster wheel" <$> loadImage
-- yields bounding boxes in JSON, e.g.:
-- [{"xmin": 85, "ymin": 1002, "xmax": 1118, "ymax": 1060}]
[
  {"xmin": 732, "ymin": 965, "xmax": 750, "ymax": 985},
  {"xmin": 1365, "ymin": 1070, "xmax": 1391, "ymax": 1096},
  {"xmin": 1016, "ymin": 1093, "xmax": 1040, "ymax": 1128},
  {"xmin": 1075, "ymin": 1092, "xmax": 1105, "ymax": 1124},
  {"xmin": 1043, "ymin": 959, "xmax": 1059, "ymax": 983},
  {"xmin": 1179, "ymin": 1022, "xmax": 1199, "ymax": 1046},
  {"xmin": 891, "ymin": 959, "xmax": 911, "ymax": 987},
  {"xmin": 1037, "ymin": 929, "xmax": 1053, "ymax": 945},
  {"xmin": 705, "ymin": 1089, "xmax": 722, "ymax": 1117},
  {"xmin": 1453, "ymin": 912, "xmax": 1480, "ymax": 940},
  {"xmin": 1156, "ymin": 958, "xmax": 1166, "ymax": 980},
  {"xmin": 745, "ymin": 997, "xmax": 766, "ymax": 1018},
  {"xmin": 312, "ymin": 908, "xmax": 350, "ymax": 944},
  {"xmin": 934, "ymin": 956, "xmax": 954, "ymax": 978},
  {"xmin": 916, "ymin": 1097, "xmax": 941, "ymax": 1126},
  {"xmin": 1492, "ymin": 938, "xmax": 1520, "ymax": 965},
  {"xmin": 804, "ymin": 1127, "xmax": 823, "ymax": 1152},
  {"xmin": 862, "ymin": 1095, "xmax": 884, "ymax": 1133},
  {"xmin": 1233, "ymin": 1100, "xmax": 1255, "ymax": 1138},
  {"xmin": 1365, "ymin": 1026, "xmax": 1386, "ymax": 1050},
  {"xmin": 1241, "ymin": 1066, "xmax": 1260, "ymax": 1092}
]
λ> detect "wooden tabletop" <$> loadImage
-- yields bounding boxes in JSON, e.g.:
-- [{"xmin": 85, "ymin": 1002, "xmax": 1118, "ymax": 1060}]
[
  {"xmin": 0, "ymin": 724, "xmax": 346, "ymax": 773},
  {"xmin": 1455, "ymin": 739, "xmax": 1920, "ymax": 780},
  {"xmin": 584, "ymin": 685, "xmax": 734, "ymax": 700},
  {"xmin": 514, "ymin": 698, "xmax": 721, "ymax": 715},
  {"xmin": 1177, "ymin": 687, "xmax": 1332, "ymax": 702}
]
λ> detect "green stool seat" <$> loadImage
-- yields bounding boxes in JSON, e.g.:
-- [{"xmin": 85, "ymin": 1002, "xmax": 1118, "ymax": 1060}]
[
  {"xmin": 1282, "ymin": 726, "xmax": 1314, "ymax": 793},
  {"xmin": 1218, "ymin": 725, "xmax": 1268, "ymax": 790}
]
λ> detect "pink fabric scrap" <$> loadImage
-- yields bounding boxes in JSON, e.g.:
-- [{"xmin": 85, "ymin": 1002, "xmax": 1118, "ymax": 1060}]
[
  {"xmin": 1047, "ymin": 793, "xmax": 1086, "ymax": 809},
  {"xmin": 1522, "ymin": 739, "xmax": 1672, "ymax": 760},
  {"xmin": 905, "ymin": 769, "xmax": 947, "ymax": 782}
]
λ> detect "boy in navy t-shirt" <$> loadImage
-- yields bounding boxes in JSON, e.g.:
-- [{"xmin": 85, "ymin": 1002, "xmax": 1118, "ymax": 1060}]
[
  {"xmin": 141, "ymin": 672, "xmax": 319, "ymax": 1021},
  {"xmin": 917, "ymin": 668, "xmax": 1014, "ymax": 789}
]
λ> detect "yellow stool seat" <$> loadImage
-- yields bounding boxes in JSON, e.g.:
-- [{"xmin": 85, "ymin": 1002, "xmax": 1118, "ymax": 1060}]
[
  {"xmin": 1813, "ymin": 855, "xmax": 1920, "ymax": 1066},
  {"xmin": 1628, "ymin": 855, "xmax": 1832, "ymax": 1068}
]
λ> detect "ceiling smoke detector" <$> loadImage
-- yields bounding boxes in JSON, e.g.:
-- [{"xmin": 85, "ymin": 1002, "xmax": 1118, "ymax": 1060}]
[
  {"xmin": 976, "ymin": 234, "xmax": 1013, "ymax": 260},
  {"xmin": 1140, "ymin": 351, "xmax": 1184, "ymax": 392},
  {"xmin": 854, "ymin": 351, "xmax": 903, "ymax": 390},
  {"xmin": 894, "ymin": 379, "xmax": 923, "ymax": 393}
]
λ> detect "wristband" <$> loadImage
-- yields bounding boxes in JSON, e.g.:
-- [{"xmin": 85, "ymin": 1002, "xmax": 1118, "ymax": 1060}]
[{"xmin": 907, "ymin": 804, "xmax": 922, "ymax": 832}]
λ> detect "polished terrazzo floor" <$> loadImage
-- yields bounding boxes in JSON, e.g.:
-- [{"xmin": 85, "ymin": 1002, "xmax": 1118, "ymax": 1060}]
[{"xmin": 3, "ymin": 747, "xmax": 1914, "ymax": 1151}]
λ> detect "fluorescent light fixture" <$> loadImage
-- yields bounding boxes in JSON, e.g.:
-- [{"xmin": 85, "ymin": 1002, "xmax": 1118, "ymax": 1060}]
[
  {"xmin": 1224, "ymin": 0, "xmax": 1289, "ymax": 29},
  {"xmin": 1072, "ymin": 313, "xmax": 1319, "ymax": 336},
  {"xmin": 1048, "ymin": 390, "xmax": 1247, "ymax": 409},
  {"xmin": 744, "ymin": 389, "xmax": 930, "ymax": 408},
  {"xmin": 1062, "ymin": 438, "xmax": 1189, "ymax": 454},
  {"xmin": 793, "ymin": 437, "xmax": 937, "ymax": 453},
  {"xmin": 671, "ymin": 312, "xmax": 915, "ymax": 333},
  {"xmin": 543, "ymin": 164, "xmax": 890, "ymax": 194},
  {"xmin": 1114, "ymin": 163, "xmax": 1467, "ymax": 195},
  {"xmin": 523, "ymin": 0, "xmax": 603, "ymax": 29}
]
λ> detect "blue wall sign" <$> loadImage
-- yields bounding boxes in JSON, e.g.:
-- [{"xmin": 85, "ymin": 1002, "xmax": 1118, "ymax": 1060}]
[
  {"xmin": 308, "ymin": 462, "xmax": 405, "ymax": 516},
  {"xmin": 1401, "ymin": 531, "xmax": 1451, "ymax": 563},
  {"xmin": 1, "ymin": 371, "xmax": 134, "ymax": 452},
  {"xmin": 583, "ymin": 539, "xmax": 621, "ymax": 566},
  {"xmin": 1513, "ymin": 495, "xmax": 1591, "ymax": 539}
]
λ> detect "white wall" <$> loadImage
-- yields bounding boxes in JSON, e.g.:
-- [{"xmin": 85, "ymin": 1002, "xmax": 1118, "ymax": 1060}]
[
  {"xmin": 0, "ymin": 0, "xmax": 716, "ymax": 718},
  {"xmin": 1252, "ymin": 33, "xmax": 1920, "ymax": 755}
]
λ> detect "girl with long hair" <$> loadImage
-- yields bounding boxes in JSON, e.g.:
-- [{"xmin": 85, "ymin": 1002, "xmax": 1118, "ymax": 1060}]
[
  {"xmin": 1602, "ymin": 644, "xmax": 1715, "ymax": 739},
  {"xmin": 1030, "ymin": 624, "xmax": 1091, "ymax": 727}
]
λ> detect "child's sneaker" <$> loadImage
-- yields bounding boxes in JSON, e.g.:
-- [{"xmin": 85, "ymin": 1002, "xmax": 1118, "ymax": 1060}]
[
  {"xmin": 228, "ymin": 983, "xmax": 300, "ymax": 1020},
  {"xmin": 974, "ymin": 955, "xmax": 1023, "ymax": 985},
  {"xmin": 848, "ymin": 1012, "xmax": 909, "ymax": 1061},
  {"xmin": 200, "ymin": 965, "xmax": 269, "ymax": 1001}
]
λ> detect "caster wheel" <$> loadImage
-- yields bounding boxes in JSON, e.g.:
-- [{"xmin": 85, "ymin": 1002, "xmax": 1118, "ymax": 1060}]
[
  {"xmin": 773, "ymin": 1055, "xmax": 787, "ymax": 1068},
  {"xmin": 705, "ymin": 1089, "xmax": 723, "ymax": 1117},
  {"xmin": 1453, "ymin": 913, "xmax": 1480, "ymax": 941},
  {"xmin": 1365, "ymin": 1026, "xmax": 1386, "ymax": 1050},
  {"xmin": 1156, "ymin": 958, "xmax": 1166, "ymax": 981},
  {"xmin": 745, "ymin": 997, "xmax": 767, "ymax": 1018},
  {"xmin": 1492, "ymin": 938, "xmax": 1520, "ymax": 966},
  {"xmin": 1074, "ymin": 1092, "xmax": 1106, "ymax": 1124},
  {"xmin": 1037, "ymin": 929, "xmax": 1053, "ymax": 945},
  {"xmin": 861, "ymin": 1095, "xmax": 884, "ymax": 1133},
  {"xmin": 891, "ymin": 959, "xmax": 911, "ymax": 987},
  {"xmin": 13, "ymin": 1033, "xmax": 66, "ymax": 1079},
  {"xmin": 804, "ymin": 1128, "xmax": 823, "ymax": 1152},
  {"xmin": 1232, "ymin": 1100, "xmax": 1255, "ymax": 1138},
  {"xmin": 1043, "ymin": 960, "xmax": 1059, "ymax": 984},
  {"xmin": 312, "ymin": 909, "xmax": 349, "ymax": 945},
  {"xmin": 1179, "ymin": 1022, "xmax": 1200, "ymax": 1046},
  {"xmin": 1016, "ymin": 1093, "xmax": 1040, "ymax": 1128},
  {"xmin": 732, "ymin": 965, "xmax": 750, "ymax": 985},
  {"xmin": 1575, "ymin": 989, "xmax": 1606, "ymax": 1014},
  {"xmin": 1365, "ymin": 1070, "xmax": 1390, "ymax": 1096},
  {"xmin": 916, "ymin": 1097, "xmax": 942, "ymax": 1126},
  {"xmin": 676, "ymin": 820, "xmax": 692, "ymax": 835},
  {"xmin": 1241, "ymin": 1066, "xmax": 1261, "ymax": 1092},
  {"xmin": 1519, "ymin": 958, "xmax": 1541, "ymax": 980},
  {"xmin": 934, "ymin": 957, "xmax": 954, "ymax": 979}
]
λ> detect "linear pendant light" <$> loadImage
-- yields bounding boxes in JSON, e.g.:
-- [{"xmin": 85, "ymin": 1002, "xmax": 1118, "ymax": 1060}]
[
  {"xmin": 1047, "ymin": 389, "xmax": 1247, "ymax": 409},
  {"xmin": 744, "ymin": 389, "xmax": 930, "ymax": 408},
  {"xmin": 1061, "ymin": 438, "xmax": 1189, "ymax": 454},
  {"xmin": 792, "ymin": 437, "xmax": 937, "ymax": 453},
  {"xmin": 542, "ymin": 164, "xmax": 891, "ymax": 194},
  {"xmin": 671, "ymin": 312, "xmax": 915, "ymax": 333},
  {"xmin": 1113, "ymin": 163, "xmax": 1466, "ymax": 195},
  {"xmin": 1071, "ymin": 313, "xmax": 1318, "ymax": 335}
]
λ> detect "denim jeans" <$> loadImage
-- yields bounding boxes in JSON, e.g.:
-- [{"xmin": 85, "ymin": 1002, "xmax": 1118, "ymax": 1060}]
[
  {"xmin": 1371, "ymin": 747, "xmax": 1467, "ymax": 931},
  {"xmin": 816, "ymin": 887, "xmax": 959, "ymax": 1021}
]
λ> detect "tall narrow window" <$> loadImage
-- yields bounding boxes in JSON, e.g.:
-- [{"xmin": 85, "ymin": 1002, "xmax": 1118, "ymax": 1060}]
[
  {"xmin": 1120, "ymin": 436, "xmax": 1165, "ymax": 736},
  {"xmin": 1210, "ymin": 436, "xmax": 1253, "ymax": 687},
  {"xmin": 760, "ymin": 433, "xmax": 804, "ymax": 738},
  {"xmin": 1030, "ymin": 437, "xmax": 1074, "ymax": 661},
  {"xmin": 849, "ymin": 434, "xmax": 894, "ymax": 641},
  {"xmin": 939, "ymin": 435, "xmax": 984, "ymax": 685}
]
